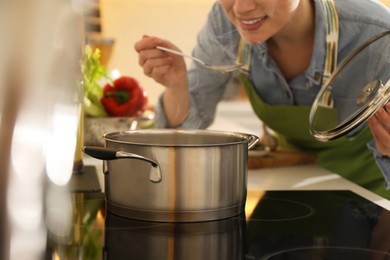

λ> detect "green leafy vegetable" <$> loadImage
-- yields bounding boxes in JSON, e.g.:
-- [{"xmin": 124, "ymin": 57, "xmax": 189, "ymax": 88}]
[{"xmin": 82, "ymin": 45, "xmax": 112, "ymax": 117}]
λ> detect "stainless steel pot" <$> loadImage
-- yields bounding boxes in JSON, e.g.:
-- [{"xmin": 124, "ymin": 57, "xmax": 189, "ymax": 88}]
[{"xmin": 84, "ymin": 129, "xmax": 258, "ymax": 222}]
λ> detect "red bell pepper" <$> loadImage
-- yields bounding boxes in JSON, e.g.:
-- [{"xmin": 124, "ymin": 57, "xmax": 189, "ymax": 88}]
[{"xmin": 101, "ymin": 76, "xmax": 148, "ymax": 117}]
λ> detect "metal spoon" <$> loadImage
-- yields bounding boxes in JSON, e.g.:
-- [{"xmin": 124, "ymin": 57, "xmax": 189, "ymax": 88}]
[{"xmin": 156, "ymin": 46, "xmax": 243, "ymax": 73}]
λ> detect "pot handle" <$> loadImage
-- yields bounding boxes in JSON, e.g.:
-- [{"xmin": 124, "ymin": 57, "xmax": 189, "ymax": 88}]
[
  {"xmin": 82, "ymin": 146, "xmax": 162, "ymax": 183},
  {"xmin": 247, "ymin": 135, "xmax": 260, "ymax": 150}
]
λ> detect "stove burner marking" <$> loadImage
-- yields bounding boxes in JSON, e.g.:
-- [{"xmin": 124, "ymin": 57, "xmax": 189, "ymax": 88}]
[{"xmin": 248, "ymin": 198, "xmax": 315, "ymax": 222}]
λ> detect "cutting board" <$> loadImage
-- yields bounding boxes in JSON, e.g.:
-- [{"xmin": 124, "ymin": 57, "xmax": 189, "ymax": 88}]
[{"xmin": 248, "ymin": 148, "xmax": 317, "ymax": 169}]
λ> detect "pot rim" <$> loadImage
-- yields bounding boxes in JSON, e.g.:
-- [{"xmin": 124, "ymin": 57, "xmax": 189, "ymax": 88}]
[{"xmin": 103, "ymin": 129, "xmax": 258, "ymax": 148}]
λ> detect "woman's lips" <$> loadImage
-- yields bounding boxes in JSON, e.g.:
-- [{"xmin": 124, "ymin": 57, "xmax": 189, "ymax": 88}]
[{"xmin": 238, "ymin": 16, "xmax": 267, "ymax": 31}]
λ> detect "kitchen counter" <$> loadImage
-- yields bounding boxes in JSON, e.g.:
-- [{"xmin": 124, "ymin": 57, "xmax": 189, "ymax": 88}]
[{"xmin": 83, "ymin": 101, "xmax": 390, "ymax": 211}]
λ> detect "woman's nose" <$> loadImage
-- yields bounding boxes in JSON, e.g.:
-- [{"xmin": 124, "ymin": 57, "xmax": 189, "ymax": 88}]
[{"xmin": 234, "ymin": 0, "xmax": 257, "ymax": 14}]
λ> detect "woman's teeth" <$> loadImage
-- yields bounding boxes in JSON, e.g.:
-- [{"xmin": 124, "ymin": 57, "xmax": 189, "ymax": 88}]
[{"xmin": 241, "ymin": 17, "xmax": 264, "ymax": 25}]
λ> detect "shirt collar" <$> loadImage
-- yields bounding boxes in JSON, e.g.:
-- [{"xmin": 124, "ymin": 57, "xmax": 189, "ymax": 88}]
[{"xmin": 306, "ymin": 0, "xmax": 327, "ymax": 86}]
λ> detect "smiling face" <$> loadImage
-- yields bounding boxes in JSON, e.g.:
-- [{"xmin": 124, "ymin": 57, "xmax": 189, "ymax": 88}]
[{"xmin": 219, "ymin": 0, "xmax": 302, "ymax": 44}]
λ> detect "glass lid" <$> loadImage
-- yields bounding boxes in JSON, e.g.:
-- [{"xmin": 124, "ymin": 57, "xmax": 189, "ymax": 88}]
[{"xmin": 310, "ymin": 31, "xmax": 390, "ymax": 141}]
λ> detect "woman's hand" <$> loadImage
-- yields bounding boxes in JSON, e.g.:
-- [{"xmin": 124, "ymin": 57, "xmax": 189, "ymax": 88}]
[
  {"xmin": 134, "ymin": 35, "xmax": 190, "ymax": 128},
  {"xmin": 134, "ymin": 35, "xmax": 188, "ymax": 90},
  {"xmin": 367, "ymin": 102, "xmax": 390, "ymax": 157}
]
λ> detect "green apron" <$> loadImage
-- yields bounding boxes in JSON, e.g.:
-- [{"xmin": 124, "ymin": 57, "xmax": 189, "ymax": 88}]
[
  {"xmin": 236, "ymin": 0, "xmax": 389, "ymax": 199},
  {"xmin": 239, "ymin": 75, "xmax": 389, "ymax": 199}
]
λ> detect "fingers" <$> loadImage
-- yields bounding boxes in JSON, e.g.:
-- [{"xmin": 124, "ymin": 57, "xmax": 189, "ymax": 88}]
[
  {"xmin": 134, "ymin": 36, "xmax": 176, "ymax": 73},
  {"xmin": 140, "ymin": 50, "xmax": 172, "ymax": 74},
  {"xmin": 134, "ymin": 35, "xmax": 161, "ymax": 53},
  {"xmin": 133, "ymin": 35, "xmax": 187, "ymax": 88},
  {"xmin": 368, "ymin": 103, "xmax": 390, "ymax": 156},
  {"xmin": 135, "ymin": 36, "xmax": 165, "ymax": 65},
  {"xmin": 373, "ymin": 104, "xmax": 390, "ymax": 131},
  {"xmin": 134, "ymin": 35, "xmax": 176, "ymax": 61}
]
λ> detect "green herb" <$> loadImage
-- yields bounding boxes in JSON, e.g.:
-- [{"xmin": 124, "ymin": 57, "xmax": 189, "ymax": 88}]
[{"xmin": 82, "ymin": 45, "xmax": 112, "ymax": 117}]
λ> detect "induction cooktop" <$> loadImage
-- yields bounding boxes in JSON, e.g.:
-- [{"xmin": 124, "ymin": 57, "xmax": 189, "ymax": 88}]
[{"xmin": 45, "ymin": 187, "xmax": 390, "ymax": 259}]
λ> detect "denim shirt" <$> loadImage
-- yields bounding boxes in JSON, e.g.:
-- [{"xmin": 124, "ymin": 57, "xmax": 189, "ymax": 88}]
[{"xmin": 155, "ymin": 0, "xmax": 390, "ymax": 187}]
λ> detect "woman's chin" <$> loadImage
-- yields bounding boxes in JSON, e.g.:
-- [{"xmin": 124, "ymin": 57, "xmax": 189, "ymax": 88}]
[
  {"xmin": 237, "ymin": 28, "xmax": 268, "ymax": 44},
  {"xmin": 240, "ymin": 34, "xmax": 266, "ymax": 45}
]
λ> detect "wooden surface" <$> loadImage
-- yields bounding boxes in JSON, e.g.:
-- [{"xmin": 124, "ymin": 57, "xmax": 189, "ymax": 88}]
[{"xmin": 248, "ymin": 148, "xmax": 317, "ymax": 169}]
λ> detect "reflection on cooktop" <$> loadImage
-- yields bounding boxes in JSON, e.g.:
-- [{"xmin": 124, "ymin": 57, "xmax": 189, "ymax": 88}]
[
  {"xmin": 246, "ymin": 190, "xmax": 390, "ymax": 259},
  {"xmin": 104, "ymin": 213, "xmax": 246, "ymax": 260},
  {"xmin": 45, "ymin": 190, "xmax": 390, "ymax": 259}
]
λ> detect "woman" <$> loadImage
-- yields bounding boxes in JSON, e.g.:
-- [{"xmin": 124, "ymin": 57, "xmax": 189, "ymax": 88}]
[{"xmin": 134, "ymin": 0, "xmax": 390, "ymax": 198}]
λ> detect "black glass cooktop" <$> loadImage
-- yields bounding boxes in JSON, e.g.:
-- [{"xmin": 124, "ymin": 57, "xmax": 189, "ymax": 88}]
[{"xmin": 45, "ymin": 187, "xmax": 390, "ymax": 259}]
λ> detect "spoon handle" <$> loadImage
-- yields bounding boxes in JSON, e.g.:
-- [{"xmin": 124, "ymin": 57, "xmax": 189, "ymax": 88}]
[{"xmin": 156, "ymin": 46, "xmax": 206, "ymax": 66}]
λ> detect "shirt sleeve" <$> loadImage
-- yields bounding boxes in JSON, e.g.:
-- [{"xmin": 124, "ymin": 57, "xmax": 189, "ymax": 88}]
[
  {"xmin": 154, "ymin": 90, "xmax": 216, "ymax": 129},
  {"xmin": 367, "ymin": 139, "xmax": 390, "ymax": 190}
]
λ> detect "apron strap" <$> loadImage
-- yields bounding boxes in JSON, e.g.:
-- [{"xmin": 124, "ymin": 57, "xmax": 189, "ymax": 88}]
[
  {"xmin": 236, "ymin": 40, "xmax": 251, "ymax": 75},
  {"xmin": 319, "ymin": 0, "xmax": 339, "ymax": 108},
  {"xmin": 320, "ymin": 0, "xmax": 339, "ymax": 85}
]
